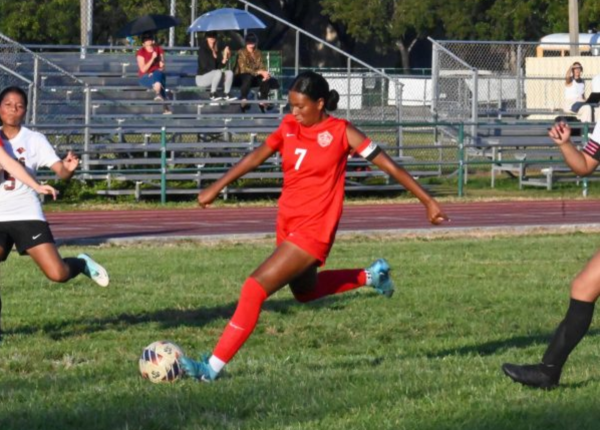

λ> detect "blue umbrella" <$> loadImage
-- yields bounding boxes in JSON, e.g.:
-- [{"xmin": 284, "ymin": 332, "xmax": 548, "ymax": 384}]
[{"xmin": 187, "ymin": 8, "xmax": 266, "ymax": 33}]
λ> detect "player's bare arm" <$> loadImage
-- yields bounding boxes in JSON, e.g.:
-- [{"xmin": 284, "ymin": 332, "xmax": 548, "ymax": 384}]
[
  {"xmin": 346, "ymin": 124, "xmax": 448, "ymax": 225},
  {"xmin": 51, "ymin": 150, "xmax": 79, "ymax": 180},
  {"xmin": 198, "ymin": 143, "xmax": 276, "ymax": 207},
  {"xmin": 549, "ymin": 122, "xmax": 600, "ymax": 176},
  {"xmin": 0, "ymin": 147, "xmax": 57, "ymax": 199}
]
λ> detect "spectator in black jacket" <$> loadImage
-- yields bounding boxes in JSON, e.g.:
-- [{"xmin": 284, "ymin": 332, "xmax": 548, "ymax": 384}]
[{"xmin": 195, "ymin": 31, "xmax": 235, "ymax": 101}]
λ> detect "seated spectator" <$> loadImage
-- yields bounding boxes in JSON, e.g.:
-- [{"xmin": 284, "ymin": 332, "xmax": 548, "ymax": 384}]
[
  {"xmin": 136, "ymin": 32, "xmax": 171, "ymax": 114},
  {"xmin": 233, "ymin": 33, "xmax": 280, "ymax": 113},
  {"xmin": 563, "ymin": 62, "xmax": 591, "ymax": 122},
  {"xmin": 196, "ymin": 31, "xmax": 236, "ymax": 101}
]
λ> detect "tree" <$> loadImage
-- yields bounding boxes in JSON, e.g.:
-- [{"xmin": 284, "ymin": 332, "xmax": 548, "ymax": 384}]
[
  {"xmin": 320, "ymin": 0, "xmax": 441, "ymax": 71},
  {"xmin": 0, "ymin": 0, "xmax": 80, "ymax": 44}
]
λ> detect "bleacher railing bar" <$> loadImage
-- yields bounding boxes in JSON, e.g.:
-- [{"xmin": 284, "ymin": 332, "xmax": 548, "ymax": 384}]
[{"xmin": 28, "ymin": 121, "xmax": 595, "ymax": 203}]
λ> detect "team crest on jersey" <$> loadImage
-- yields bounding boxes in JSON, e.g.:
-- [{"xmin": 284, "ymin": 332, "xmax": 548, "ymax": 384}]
[
  {"xmin": 317, "ymin": 131, "xmax": 333, "ymax": 148},
  {"xmin": 16, "ymin": 147, "xmax": 25, "ymax": 154}
]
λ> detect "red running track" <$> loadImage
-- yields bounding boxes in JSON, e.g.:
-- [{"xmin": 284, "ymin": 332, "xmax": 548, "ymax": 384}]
[{"xmin": 46, "ymin": 200, "xmax": 600, "ymax": 244}]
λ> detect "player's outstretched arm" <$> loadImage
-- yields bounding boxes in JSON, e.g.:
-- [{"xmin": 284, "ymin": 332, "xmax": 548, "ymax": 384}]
[
  {"xmin": 198, "ymin": 143, "xmax": 276, "ymax": 207},
  {"xmin": 549, "ymin": 122, "xmax": 600, "ymax": 176},
  {"xmin": 346, "ymin": 125, "xmax": 448, "ymax": 225},
  {"xmin": 0, "ymin": 147, "xmax": 58, "ymax": 199}
]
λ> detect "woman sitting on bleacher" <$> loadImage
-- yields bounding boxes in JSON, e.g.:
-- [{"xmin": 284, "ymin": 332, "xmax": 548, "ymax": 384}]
[
  {"xmin": 196, "ymin": 31, "xmax": 236, "ymax": 101},
  {"xmin": 563, "ymin": 62, "xmax": 592, "ymax": 123},
  {"xmin": 233, "ymin": 33, "xmax": 280, "ymax": 113},
  {"xmin": 136, "ymin": 32, "xmax": 171, "ymax": 114}
]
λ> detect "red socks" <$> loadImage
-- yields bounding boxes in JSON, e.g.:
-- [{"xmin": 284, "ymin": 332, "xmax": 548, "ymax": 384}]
[
  {"xmin": 213, "ymin": 277, "xmax": 268, "ymax": 363},
  {"xmin": 212, "ymin": 270, "xmax": 366, "ymax": 363},
  {"xmin": 293, "ymin": 269, "xmax": 366, "ymax": 303}
]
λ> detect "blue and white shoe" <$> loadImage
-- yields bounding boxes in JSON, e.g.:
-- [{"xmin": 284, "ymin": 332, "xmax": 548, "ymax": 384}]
[
  {"xmin": 78, "ymin": 253, "xmax": 109, "ymax": 287},
  {"xmin": 180, "ymin": 354, "xmax": 219, "ymax": 382},
  {"xmin": 366, "ymin": 258, "xmax": 394, "ymax": 298}
]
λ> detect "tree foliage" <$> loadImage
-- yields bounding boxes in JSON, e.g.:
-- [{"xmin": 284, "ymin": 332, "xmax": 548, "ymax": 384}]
[{"xmin": 321, "ymin": 0, "xmax": 600, "ymax": 68}]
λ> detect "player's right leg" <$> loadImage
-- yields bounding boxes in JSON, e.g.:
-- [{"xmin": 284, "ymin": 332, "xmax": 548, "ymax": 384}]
[
  {"xmin": 502, "ymin": 249, "xmax": 600, "ymax": 389},
  {"xmin": 180, "ymin": 241, "xmax": 318, "ymax": 382}
]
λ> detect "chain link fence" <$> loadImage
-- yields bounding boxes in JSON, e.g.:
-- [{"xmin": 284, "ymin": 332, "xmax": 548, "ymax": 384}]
[{"xmin": 431, "ymin": 39, "xmax": 600, "ymax": 122}]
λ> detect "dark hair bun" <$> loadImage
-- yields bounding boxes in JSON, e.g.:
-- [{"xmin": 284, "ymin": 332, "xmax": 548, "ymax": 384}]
[{"xmin": 325, "ymin": 90, "xmax": 339, "ymax": 112}]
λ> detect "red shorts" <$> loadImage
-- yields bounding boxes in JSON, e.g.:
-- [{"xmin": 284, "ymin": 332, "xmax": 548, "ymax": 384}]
[{"xmin": 276, "ymin": 218, "xmax": 336, "ymax": 266}]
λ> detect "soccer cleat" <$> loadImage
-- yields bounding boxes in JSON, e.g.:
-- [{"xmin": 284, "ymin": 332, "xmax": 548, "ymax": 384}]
[
  {"xmin": 367, "ymin": 258, "xmax": 394, "ymax": 298},
  {"xmin": 78, "ymin": 253, "xmax": 110, "ymax": 287},
  {"xmin": 180, "ymin": 354, "xmax": 219, "ymax": 382},
  {"xmin": 224, "ymin": 94, "xmax": 237, "ymax": 101},
  {"xmin": 501, "ymin": 363, "xmax": 561, "ymax": 390},
  {"xmin": 209, "ymin": 93, "xmax": 223, "ymax": 101}
]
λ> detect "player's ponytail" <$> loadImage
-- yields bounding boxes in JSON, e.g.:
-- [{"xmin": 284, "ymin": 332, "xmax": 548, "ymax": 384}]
[
  {"xmin": 290, "ymin": 71, "xmax": 338, "ymax": 112},
  {"xmin": 325, "ymin": 90, "xmax": 339, "ymax": 112}
]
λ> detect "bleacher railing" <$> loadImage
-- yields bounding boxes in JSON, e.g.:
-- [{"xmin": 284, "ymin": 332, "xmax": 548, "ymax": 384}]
[{"xmin": 31, "ymin": 120, "xmax": 595, "ymax": 203}]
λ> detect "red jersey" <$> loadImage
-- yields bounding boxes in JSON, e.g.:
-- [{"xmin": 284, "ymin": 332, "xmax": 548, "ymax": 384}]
[
  {"xmin": 137, "ymin": 45, "xmax": 164, "ymax": 76},
  {"xmin": 266, "ymin": 114, "xmax": 351, "ymax": 246}
]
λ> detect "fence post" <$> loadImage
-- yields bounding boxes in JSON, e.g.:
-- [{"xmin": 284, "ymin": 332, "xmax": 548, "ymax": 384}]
[
  {"xmin": 190, "ymin": 0, "xmax": 197, "ymax": 47},
  {"xmin": 346, "ymin": 57, "xmax": 351, "ymax": 120},
  {"xmin": 395, "ymin": 79, "xmax": 403, "ymax": 156},
  {"xmin": 26, "ymin": 83, "xmax": 33, "ymax": 124},
  {"xmin": 83, "ymin": 84, "xmax": 91, "ymax": 172},
  {"xmin": 516, "ymin": 43, "xmax": 523, "ymax": 111},
  {"xmin": 471, "ymin": 69, "xmax": 478, "ymax": 144},
  {"xmin": 169, "ymin": 0, "xmax": 176, "ymax": 48},
  {"xmin": 295, "ymin": 30, "xmax": 300, "ymax": 76},
  {"xmin": 458, "ymin": 122, "xmax": 465, "ymax": 197},
  {"xmin": 583, "ymin": 123, "xmax": 590, "ymax": 197},
  {"xmin": 32, "ymin": 57, "xmax": 39, "ymax": 125},
  {"xmin": 430, "ymin": 43, "xmax": 439, "ymax": 117},
  {"xmin": 161, "ymin": 127, "xmax": 167, "ymax": 204}
]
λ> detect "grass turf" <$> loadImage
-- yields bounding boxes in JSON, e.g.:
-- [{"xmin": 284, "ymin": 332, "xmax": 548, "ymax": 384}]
[{"xmin": 0, "ymin": 234, "xmax": 599, "ymax": 430}]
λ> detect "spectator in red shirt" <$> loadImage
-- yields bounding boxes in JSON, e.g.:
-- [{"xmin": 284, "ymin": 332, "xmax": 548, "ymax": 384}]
[
  {"xmin": 136, "ymin": 32, "xmax": 171, "ymax": 114},
  {"xmin": 179, "ymin": 71, "xmax": 449, "ymax": 382}
]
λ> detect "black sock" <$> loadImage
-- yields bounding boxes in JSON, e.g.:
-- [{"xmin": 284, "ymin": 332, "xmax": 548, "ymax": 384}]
[
  {"xmin": 63, "ymin": 258, "xmax": 87, "ymax": 281},
  {"xmin": 542, "ymin": 298, "xmax": 595, "ymax": 371}
]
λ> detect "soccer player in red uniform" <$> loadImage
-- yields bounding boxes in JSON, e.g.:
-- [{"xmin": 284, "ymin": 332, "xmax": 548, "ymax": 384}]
[
  {"xmin": 181, "ymin": 71, "xmax": 448, "ymax": 382},
  {"xmin": 502, "ymin": 120, "xmax": 600, "ymax": 389}
]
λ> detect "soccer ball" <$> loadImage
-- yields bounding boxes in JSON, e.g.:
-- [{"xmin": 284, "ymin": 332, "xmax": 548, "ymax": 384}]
[{"xmin": 139, "ymin": 340, "xmax": 184, "ymax": 383}]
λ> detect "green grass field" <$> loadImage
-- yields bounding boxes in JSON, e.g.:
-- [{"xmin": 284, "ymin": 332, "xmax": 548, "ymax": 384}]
[{"xmin": 1, "ymin": 234, "xmax": 600, "ymax": 430}]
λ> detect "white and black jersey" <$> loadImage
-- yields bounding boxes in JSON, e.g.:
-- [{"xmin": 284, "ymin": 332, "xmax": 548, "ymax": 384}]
[{"xmin": 0, "ymin": 127, "xmax": 60, "ymax": 222}]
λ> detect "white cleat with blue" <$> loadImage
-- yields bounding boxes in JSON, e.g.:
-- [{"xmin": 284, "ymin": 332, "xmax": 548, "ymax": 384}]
[{"xmin": 78, "ymin": 253, "xmax": 110, "ymax": 287}]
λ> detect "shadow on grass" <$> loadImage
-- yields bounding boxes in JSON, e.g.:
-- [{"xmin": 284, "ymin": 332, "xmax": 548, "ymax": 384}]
[
  {"xmin": 4, "ymin": 294, "xmax": 355, "ymax": 340},
  {"xmin": 426, "ymin": 329, "xmax": 600, "ymax": 358},
  {"xmin": 2, "ymin": 369, "xmax": 600, "ymax": 430}
]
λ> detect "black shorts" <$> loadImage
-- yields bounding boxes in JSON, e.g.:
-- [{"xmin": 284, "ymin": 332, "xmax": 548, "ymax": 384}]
[{"xmin": 0, "ymin": 220, "xmax": 55, "ymax": 261}]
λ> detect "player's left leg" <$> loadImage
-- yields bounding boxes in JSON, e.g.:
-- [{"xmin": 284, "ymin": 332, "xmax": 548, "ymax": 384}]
[
  {"xmin": 502, "ymin": 249, "xmax": 600, "ymax": 389},
  {"xmin": 289, "ymin": 258, "xmax": 394, "ymax": 302}
]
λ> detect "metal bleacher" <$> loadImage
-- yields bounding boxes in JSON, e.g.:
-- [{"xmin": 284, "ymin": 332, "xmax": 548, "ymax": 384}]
[{"xmin": 20, "ymin": 49, "xmax": 415, "ymax": 200}]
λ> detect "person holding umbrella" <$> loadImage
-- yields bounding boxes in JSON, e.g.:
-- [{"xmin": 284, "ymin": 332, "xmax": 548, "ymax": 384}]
[
  {"xmin": 136, "ymin": 32, "xmax": 171, "ymax": 114},
  {"xmin": 195, "ymin": 31, "xmax": 236, "ymax": 101}
]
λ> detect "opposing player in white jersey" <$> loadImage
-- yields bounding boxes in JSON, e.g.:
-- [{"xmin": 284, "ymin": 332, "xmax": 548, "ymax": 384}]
[{"xmin": 0, "ymin": 86, "xmax": 109, "ymax": 338}]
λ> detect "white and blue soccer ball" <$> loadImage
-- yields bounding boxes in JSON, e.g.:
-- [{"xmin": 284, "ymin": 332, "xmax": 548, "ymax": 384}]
[{"xmin": 139, "ymin": 340, "xmax": 184, "ymax": 383}]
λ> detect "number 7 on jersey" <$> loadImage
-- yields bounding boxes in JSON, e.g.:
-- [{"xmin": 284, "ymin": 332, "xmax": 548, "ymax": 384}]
[{"xmin": 294, "ymin": 148, "xmax": 307, "ymax": 170}]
